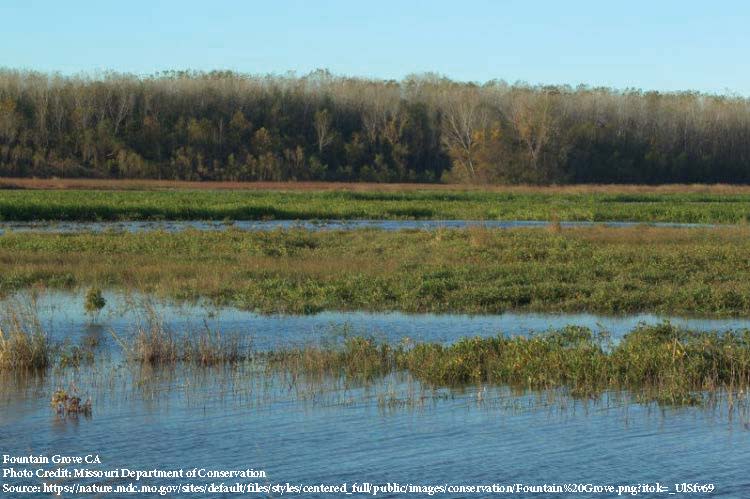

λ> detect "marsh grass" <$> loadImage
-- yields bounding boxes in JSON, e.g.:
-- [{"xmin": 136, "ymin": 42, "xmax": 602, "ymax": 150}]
[
  {"xmin": 0, "ymin": 308, "xmax": 50, "ymax": 371},
  {"xmin": 397, "ymin": 326, "xmax": 612, "ymax": 399},
  {"xmin": 2, "ymin": 295, "xmax": 749, "ymax": 407},
  {"xmin": 265, "ymin": 324, "xmax": 750, "ymax": 406},
  {"xmin": 4, "ymin": 188, "xmax": 750, "ymax": 223},
  {"xmin": 612, "ymin": 323, "xmax": 750, "ymax": 405},
  {"xmin": 264, "ymin": 336, "xmax": 396, "ymax": 382},
  {"xmin": 113, "ymin": 314, "xmax": 247, "ymax": 367},
  {"xmin": 7, "ymin": 226, "xmax": 750, "ymax": 315}
]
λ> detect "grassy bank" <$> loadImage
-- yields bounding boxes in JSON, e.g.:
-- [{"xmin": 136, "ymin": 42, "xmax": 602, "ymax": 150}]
[
  {"xmin": 2, "ymin": 226, "xmax": 750, "ymax": 315},
  {"xmin": 2, "ymin": 188, "xmax": 750, "ymax": 222}
]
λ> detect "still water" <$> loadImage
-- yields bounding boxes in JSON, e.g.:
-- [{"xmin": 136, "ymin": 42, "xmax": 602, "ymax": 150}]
[
  {"xmin": 8, "ymin": 291, "xmax": 750, "ymax": 350},
  {"xmin": 1, "ymin": 293, "xmax": 749, "ymax": 498},
  {"xmin": 0, "ymin": 219, "xmax": 716, "ymax": 235}
]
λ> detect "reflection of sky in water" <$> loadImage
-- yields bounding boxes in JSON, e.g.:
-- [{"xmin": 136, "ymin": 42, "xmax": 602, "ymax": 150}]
[{"xmin": 6, "ymin": 291, "xmax": 750, "ymax": 352}]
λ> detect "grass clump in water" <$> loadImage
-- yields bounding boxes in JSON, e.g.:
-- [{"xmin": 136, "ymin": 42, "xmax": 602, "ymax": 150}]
[
  {"xmin": 116, "ymin": 319, "xmax": 246, "ymax": 367},
  {"xmin": 267, "ymin": 324, "xmax": 750, "ymax": 406},
  {"xmin": 397, "ymin": 326, "xmax": 611, "ymax": 399},
  {"xmin": 612, "ymin": 323, "xmax": 750, "ymax": 405},
  {"xmin": 265, "ymin": 335, "xmax": 396, "ymax": 381},
  {"xmin": 0, "ymin": 312, "xmax": 50, "ymax": 372},
  {"xmin": 84, "ymin": 286, "xmax": 106, "ymax": 319}
]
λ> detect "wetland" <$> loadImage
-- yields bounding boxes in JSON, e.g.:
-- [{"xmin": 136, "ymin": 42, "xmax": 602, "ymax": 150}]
[{"xmin": 2, "ymin": 186, "xmax": 750, "ymax": 496}]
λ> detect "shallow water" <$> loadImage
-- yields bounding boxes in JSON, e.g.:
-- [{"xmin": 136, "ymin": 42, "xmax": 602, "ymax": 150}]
[
  {"xmin": 2, "ymin": 364, "xmax": 749, "ymax": 498},
  {"xmin": 9, "ymin": 291, "xmax": 750, "ymax": 351},
  {"xmin": 2, "ymin": 292, "xmax": 750, "ymax": 497},
  {"xmin": 0, "ymin": 219, "xmax": 717, "ymax": 234}
]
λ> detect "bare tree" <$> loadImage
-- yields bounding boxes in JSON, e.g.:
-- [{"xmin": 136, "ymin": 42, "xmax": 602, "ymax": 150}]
[
  {"xmin": 440, "ymin": 86, "xmax": 490, "ymax": 179},
  {"xmin": 108, "ymin": 82, "xmax": 135, "ymax": 135},
  {"xmin": 507, "ymin": 89, "xmax": 558, "ymax": 179},
  {"xmin": 314, "ymin": 109, "xmax": 335, "ymax": 153}
]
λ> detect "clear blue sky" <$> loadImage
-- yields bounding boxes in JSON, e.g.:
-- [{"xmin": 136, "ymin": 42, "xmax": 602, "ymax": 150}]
[{"xmin": 1, "ymin": 0, "xmax": 748, "ymax": 94}]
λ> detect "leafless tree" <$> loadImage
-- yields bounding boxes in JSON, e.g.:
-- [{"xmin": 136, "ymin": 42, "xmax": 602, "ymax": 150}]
[{"xmin": 314, "ymin": 109, "xmax": 335, "ymax": 153}]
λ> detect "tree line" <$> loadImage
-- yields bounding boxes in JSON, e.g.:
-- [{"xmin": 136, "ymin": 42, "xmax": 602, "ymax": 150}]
[{"xmin": 1, "ymin": 68, "xmax": 750, "ymax": 184}]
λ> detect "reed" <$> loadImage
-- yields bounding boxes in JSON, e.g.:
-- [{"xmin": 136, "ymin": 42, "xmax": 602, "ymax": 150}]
[
  {"xmin": 115, "ymin": 318, "xmax": 247, "ymax": 367},
  {"xmin": 0, "ymin": 310, "xmax": 50, "ymax": 371}
]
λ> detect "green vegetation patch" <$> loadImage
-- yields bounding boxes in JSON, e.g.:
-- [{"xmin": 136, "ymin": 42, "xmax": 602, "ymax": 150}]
[
  {"xmin": 266, "ymin": 323, "xmax": 750, "ymax": 406},
  {"xmin": 2, "ymin": 189, "xmax": 750, "ymax": 223},
  {"xmin": 2, "ymin": 226, "xmax": 750, "ymax": 315}
]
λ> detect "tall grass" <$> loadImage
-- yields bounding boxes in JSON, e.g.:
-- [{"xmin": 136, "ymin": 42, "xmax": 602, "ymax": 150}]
[
  {"xmin": 113, "ymin": 314, "xmax": 247, "ymax": 367},
  {"xmin": 0, "ymin": 326, "xmax": 50, "ymax": 371},
  {"xmin": 0, "ymin": 299, "xmax": 247, "ymax": 370},
  {"xmin": 0, "ymin": 303, "xmax": 51, "ymax": 371}
]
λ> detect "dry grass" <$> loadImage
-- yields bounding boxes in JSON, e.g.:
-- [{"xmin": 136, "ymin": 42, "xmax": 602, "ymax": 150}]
[
  {"xmin": 0, "ymin": 312, "xmax": 50, "ymax": 371},
  {"xmin": 113, "ymin": 313, "xmax": 247, "ymax": 367}
]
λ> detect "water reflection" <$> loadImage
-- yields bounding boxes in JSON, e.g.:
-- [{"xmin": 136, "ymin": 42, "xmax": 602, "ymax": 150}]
[
  {"xmin": 2, "ymin": 361, "xmax": 749, "ymax": 498},
  {"xmin": 7, "ymin": 291, "xmax": 750, "ymax": 352}
]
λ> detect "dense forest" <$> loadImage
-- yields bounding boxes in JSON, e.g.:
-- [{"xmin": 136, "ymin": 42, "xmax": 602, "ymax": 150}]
[{"xmin": 1, "ymin": 69, "xmax": 750, "ymax": 184}]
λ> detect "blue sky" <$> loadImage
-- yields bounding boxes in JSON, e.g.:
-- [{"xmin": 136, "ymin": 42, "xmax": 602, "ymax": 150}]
[{"xmin": 1, "ymin": 0, "xmax": 748, "ymax": 94}]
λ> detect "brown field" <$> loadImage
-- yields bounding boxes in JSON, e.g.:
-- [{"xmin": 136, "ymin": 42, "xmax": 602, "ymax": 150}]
[{"xmin": 3, "ymin": 177, "xmax": 750, "ymax": 194}]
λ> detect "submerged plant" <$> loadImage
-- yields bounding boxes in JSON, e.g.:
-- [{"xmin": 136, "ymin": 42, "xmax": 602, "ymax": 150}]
[
  {"xmin": 58, "ymin": 342, "xmax": 96, "ymax": 369},
  {"xmin": 51, "ymin": 386, "xmax": 92, "ymax": 417}
]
